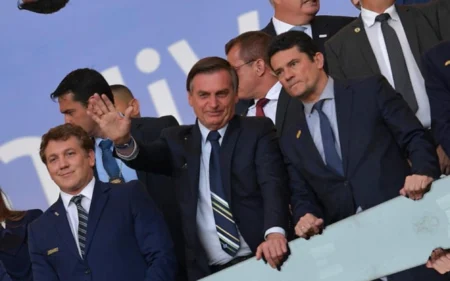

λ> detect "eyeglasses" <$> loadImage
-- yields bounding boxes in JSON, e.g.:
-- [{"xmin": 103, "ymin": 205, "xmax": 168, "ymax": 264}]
[{"xmin": 233, "ymin": 59, "xmax": 256, "ymax": 71}]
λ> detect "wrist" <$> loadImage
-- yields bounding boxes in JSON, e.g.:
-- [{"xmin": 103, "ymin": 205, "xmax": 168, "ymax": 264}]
[{"xmin": 114, "ymin": 135, "xmax": 132, "ymax": 148}]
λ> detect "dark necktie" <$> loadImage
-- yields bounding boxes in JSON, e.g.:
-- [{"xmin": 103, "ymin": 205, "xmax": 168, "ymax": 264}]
[
  {"xmin": 375, "ymin": 13, "xmax": 418, "ymax": 112},
  {"xmin": 313, "ymin": 99, "xmax": 343, "ymax": 176},
  {"xmin": 255, "ymin": 98, "xmax": 270, "ymax": 117},
  {"xmin": 207, "ymin": 131, "xmax": 240, "ymax": 256},
  {"xmin": 99, "ymin": 139, "xmax": 125, "ymax": 184},
  {"xmin": 71, "ymin": 195, "xmax": 88, "ymax": 258}
]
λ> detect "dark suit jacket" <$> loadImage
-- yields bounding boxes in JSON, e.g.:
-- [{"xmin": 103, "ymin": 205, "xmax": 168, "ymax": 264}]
[
  {"xmin": 235, "ymin": 88, "xmax": 303, "ymax": 137},
  {"xmin": 0, "ymin": 210, "xmax": 42, "ymax": 281},
  {"xmin": 422, "ymin": 41, "xmax": 450, "ymax": 156},
  {"xmin": 325, "ymin": 4, "xmax": 441, "ymax": 81},
  {"xmin": 18, "ymin": 0, "xmax": 68, "ymax": 14},
  {"xmin": 94, "ymin": 116, "xmax": 187, "ymax": 281},
  {"xmin": 281, "ymin": 75, "xmax": 442, "ymax": 281},
  {"xmin": 118, "ymin": 116, "xmax": 290, "ymax": 281},
  {"xmin": 0, "ymin": 262, "xmax": 11, "ymax": 281},
  {"xmin": 417, "ymin": 0, "xmax": 450, "ymax": 41},
  {"xmin": 396, "ymin": 0, "xmax": 431, "ymax": 3},
  {"xmin": 28, "ymin": 180, "xmax": 176, "ymax": 281}
]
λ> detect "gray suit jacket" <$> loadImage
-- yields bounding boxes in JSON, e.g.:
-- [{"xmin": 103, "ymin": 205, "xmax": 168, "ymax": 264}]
[{"xmin": 324, "ymin": 4, "xmax": 441, "ymax": 80}]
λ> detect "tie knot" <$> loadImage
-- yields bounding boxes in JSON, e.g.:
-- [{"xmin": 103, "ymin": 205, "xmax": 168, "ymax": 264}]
[
  {"xmin": 99, "ymin": 139, "xmax": 113, "ymax": 150},
  {"xmin": 207, "ymin": 131, "xmax": 221, "ymax": 142},
  {"xmin": 313, "ymin": 99, "xmax": 326, "ymax": 112},
  {"xmin": 256, "ymin": 98, "xmax": 270, "ymax": 108},
  {"xmin": 375, "ymin": 13, "xmax": 390, "ymax": 23},
  {"xmin": 290, "ymin": 25, "xmax": 307, "ymax": 32},
  {"xmin": 71, "ymin": 195, "xmax": 84, "ymax": 206}
]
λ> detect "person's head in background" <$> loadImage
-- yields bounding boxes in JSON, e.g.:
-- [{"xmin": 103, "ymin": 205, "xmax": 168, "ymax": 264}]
[
  {"xmin": 270, "ymin": 0, "xmax": 320, "ymax": 25},
  {"xmin": 50, "ymin": 68, "xmax": 115, "ymax": 138},
  {"xmin": 225, "ymin": 31, "xmax": 278, "ymax": 101},
  {"xmin": 357, "ymin": 0, "xmax": 396, "ymax": 12},
  {"xmin": 110, "ymin": 84, "xmax": 141, "ymax": 118},
  {"xmin": 351, "ymin": 0, "xmax": 361, "ymax": 10}
]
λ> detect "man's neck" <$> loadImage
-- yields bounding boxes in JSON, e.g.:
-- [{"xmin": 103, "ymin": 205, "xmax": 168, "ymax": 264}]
[
  {"xmin": 254, "ymin": 77, "xmax": 279, "ymax": 100},
  {"xmin": 273, "ymin": 12, "xmax": 314, "ymax": 26},
  {"xmin": 361, "ymin": 1, "xmax": 394, "ymax": 14},
  {"xmin": 299, "ymin": 74, "xmax": 328, "ymax": 104}
]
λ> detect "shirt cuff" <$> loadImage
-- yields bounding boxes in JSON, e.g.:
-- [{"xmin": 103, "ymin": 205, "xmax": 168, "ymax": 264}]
[
  {"xmin": 264, "ymin": 227, "xmax": 285, "ymax": 240},
  {"xmin": 115, "ymin": 137, "xmax": 139, "ymax": 161}
]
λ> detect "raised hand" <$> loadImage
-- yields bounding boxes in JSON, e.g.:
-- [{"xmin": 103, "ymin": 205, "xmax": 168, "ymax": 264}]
[{"xmin": 87, "ymin": 93, "xmax": 133, "ymax": 145}]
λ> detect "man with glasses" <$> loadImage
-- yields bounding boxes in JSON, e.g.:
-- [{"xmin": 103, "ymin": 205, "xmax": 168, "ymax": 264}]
[{"xmin": 225, "ymin": 31, "xmax": 302, "ymax": 137}]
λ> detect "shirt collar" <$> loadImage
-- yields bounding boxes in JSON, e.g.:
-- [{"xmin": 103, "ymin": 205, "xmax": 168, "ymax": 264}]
[
  {"xmin": 198, "ymin": 121, "xmax": 229, "ymax": 146},
  {"xmin": 60, "ymin": 176, "xmax": 96, "ymax": 210},
  {"xmin": 361, "ymin": 4, "xmax": 399, "ymax": 28},
  {"xmin": 252, "ymin": 82, "xmax": 282, "ymax": 108},
  {"xmin": 302, "ymin": 76, "xmax": 335, "ymax": 115},
  {"xmin": 272, "ymin": 16, "xmax": 311, "ymax": 35}
]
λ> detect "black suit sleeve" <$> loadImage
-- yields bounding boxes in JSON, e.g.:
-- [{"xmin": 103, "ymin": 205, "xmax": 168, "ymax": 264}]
[
  {"xmin": 422, "ymin": 48, "xmax": 450, "ymax": 156},
  {"xmin": 375, "ymin": 75, "xmax": 440, "ymax": 179},
  {"xmin": 324, "ymin": 41, "xmax": 347, "ymax": 80},
  {"xmin": 255, "ymin": 119, "xmax": 290, "ymax": 233},
  {"xmin": 280, "ymin": 140, "xmax": 324, "ymax": 224}
]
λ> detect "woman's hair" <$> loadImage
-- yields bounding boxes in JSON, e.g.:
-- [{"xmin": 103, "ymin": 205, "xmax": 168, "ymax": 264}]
[{"xmin": 0, "ymin": 188, "xmax": 26, "ymax": 222}]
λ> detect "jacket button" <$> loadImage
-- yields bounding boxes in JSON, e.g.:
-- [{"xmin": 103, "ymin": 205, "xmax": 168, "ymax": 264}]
[{"xmin": 85, "ymin": 269, "xmax": 91, "ymax": 275}]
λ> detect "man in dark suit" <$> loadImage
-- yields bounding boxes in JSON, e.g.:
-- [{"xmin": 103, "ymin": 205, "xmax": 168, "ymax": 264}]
[
  {"xmin": 225, "ymin": 31, "xmax": 302, "ymax": 136},
  {"xmin": 28, "ymin": 123, "xmax": 176, "ymax": 281},
  {"xmin": 87, "ymin": 57, "xmax": 291, "ymax": 281},
  {"xmin": 268, "ymin": 30, "xmax": 445, "ymax": 281},
  {"xmin": 422, "ymin": 41, "xmax": 450, "ymax": 174},
  {"xmin": 50, "ymin": 68, "xmax": 187, "ymax": 281},
  {"xmin": 17, "ymin": 0, "xmax": 68, "ymax": 13},
  {"xmin": 325, "ymin": 0, "xmax": 450, "ymax": 175}
]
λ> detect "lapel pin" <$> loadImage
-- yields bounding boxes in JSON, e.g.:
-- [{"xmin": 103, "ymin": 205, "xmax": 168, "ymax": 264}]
[
  {"xmin": 445, "ymin": 60, "xmax": 450, "ymax": 67},
  {"xmin": 354, "ymin": 27, "xmax": 361, "ymax": 33},
  {"xmin": 319, "ymin": 34, "xmax": 328, "ymax": 38},
  {"xmin": 54, "ymin": 211, "xmax": 59, "ymax": 216},
  {"xmin": 47, "ymin": 247, "xmax": 59, "ymax": 256},
  {"xmin": 296, "ymin": 130, "xmax": 302, "ymax": 139}
]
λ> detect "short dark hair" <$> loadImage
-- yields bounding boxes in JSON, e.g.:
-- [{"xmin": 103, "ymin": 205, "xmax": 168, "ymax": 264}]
[
  {"xmin": 111, "ymin": 84, "xmax": 134, "ymax": 100},
  {"xmin": 50, "ymin": 68, "xmax": 114, "ymax": 106},
  {"xmin": 267, "ymin": 31, "xmax": 319, "ymax": 66},
  {"xmin": 186, "ymin": 57, "xmax": 239, "ymax": 93},
  {"xmin": 225, "ymin": 31, "xmax": 272, "ymax": 64},
  {"xmin": 40, "ymin": 123, "xmax": 94, "ymax": 164}
]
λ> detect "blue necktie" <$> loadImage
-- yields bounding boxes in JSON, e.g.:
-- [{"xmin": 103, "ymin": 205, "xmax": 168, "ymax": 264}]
[
  {"xmin": 313, "ymin": 100, "xmax": 344, "ymax": 176},
  {"xmin": 71, "ymin": 195, "xmax": 88, "ymax": 258},
  {"xmin": 207, "ymin": 131, "xmax": 240, "ymax": 256},
  {"xmin": 290, "ymin": 25, "xmax": 307, "ymax": 32},
  {"xmin": 99, "ymin": 139, "xmax": 125, "ymax": 183}
]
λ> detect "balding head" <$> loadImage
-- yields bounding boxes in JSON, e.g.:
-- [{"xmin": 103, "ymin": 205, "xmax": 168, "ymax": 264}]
[{"xmin": 110, "ymin": 84, "xmax": 141, "ymax": 118}]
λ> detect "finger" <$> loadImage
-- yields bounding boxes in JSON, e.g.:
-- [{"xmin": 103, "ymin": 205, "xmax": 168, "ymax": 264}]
[
  {"xmin": 280, "ymin": 239, "xmax": 288, "ymax": 253},
  {"xmin": 273, "ymin": 241, "xmax": 284, "ymax": 259},
  {"xmin": 124, "ymin": 106, "xmax": 133, "ymax": 121},
  {"xmin": 315, "ymin": 218, "xmax": 324, "ymax": 227},
  {"xmin": 94, "ymin": 93, "xmax": 110, "ymax": 114},
  {"xmin": 102, "ymin": 94, "xmax": 116, "ymax": 112},
  {"xmin": 256, "ymin": 245, "xmax": 263, "ymax": 260},
  {"xmin": 87, "ymin": 109, "xmax": 103, "ymax": 125},
  {"xmin": 399, "ymin": 187, "xmax": 407, "ymax": 197},
  {"xmin": 268, "ymin": 244, "xmax": 281, "ymax": 268},
  {"xmin": 263, "ymin": 248, "xmax": 276, "ymax": 268}
]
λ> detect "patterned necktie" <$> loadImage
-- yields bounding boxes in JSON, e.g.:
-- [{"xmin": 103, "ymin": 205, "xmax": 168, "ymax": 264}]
[
  {"xmin": 255, "ymin": 98, "xmax": 270, "ymax": 117},
  {"xmin": 207, "ymin": 130, "xmax": 240, "ymax": 256},
  {"xmin": 290, "ymin": 25, "xmax": 307, "ymax": 32},
  {"xmin": 71, "ymin": 195, "xmax": 88, "ymax": 258},
  {"xmin": 99, "ymin": 139, "xmax": 125, "ymax": 183},
  {"xmin": 313, "ymin": 99, "xmax": 344, "ymax": 176},
  {"xmin": 375, "ymin": 13, "xmax": 418, "ymax": 112}
]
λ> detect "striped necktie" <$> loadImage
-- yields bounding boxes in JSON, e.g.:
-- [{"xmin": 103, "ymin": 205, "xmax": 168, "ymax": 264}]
[
  {"xmin": 207, "ymin": 130, "xmax": 241, "ymax": 256},
  {"xmin": 71, "ymin": 195, "xmax": 88, "ymax": 258}
]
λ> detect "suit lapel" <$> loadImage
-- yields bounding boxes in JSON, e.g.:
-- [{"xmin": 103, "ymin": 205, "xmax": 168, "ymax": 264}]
[
  {"xmin": 397, "ymin": 6, "xmax": 422, "ymax": 70},
  {"xmin": 311, "ymin": 17, "xmax": 329, "ymax": 51},
  {"xmin": 219, "ymin": 116, "xmax": 242, "ymax": 202},
  {"xmin": 130, "ymin": 119, "xmax": 148, "ymax": 183},
  {"xmin": 352, "ymin": 17, "xmax": 380, "ymax": 74},
  {"xmin": 275, "ymin": 88, "xmax": 290, "ymax": 135},
  {"xmin": 84, "ymin": 181, "xmax": 110, "ymax": 254},
  {"xmin": 262, "ymin": 19, "xmax": 277, "ymax": 36},
  {"xmin": 185, "ymin": 124, "xmax": 201, "ymax": 212},
  {"xmin": 334, "ymin": 80, "xmax": 353, "ymax": 176},
  {"xmin": 50, "ymin": 198, "xmax": 84, "ymax": 262}
]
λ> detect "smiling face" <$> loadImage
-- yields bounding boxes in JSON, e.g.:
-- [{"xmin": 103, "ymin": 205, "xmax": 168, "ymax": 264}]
[
  {"xmin": 44, "ymin": 136, "xmax": 95, "ymax": 195},
  {"xmin": 270, "ymin": 45, "xmax": 326, "ymax": 102},
  {"xmin": 188, "ymin": 70, "xmax": 238, "ymax": 130}
]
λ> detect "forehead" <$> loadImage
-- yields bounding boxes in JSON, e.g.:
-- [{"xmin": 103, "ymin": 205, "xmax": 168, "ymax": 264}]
[
  {"xmin": 226, "ymin": 45, "xmax": 243, "ymax": 62},
  {"xmin": 45, "ymin": 136, "xmax": 82, "ymax": 156},
  {"xmin": 58, "ymin": 93, "xmax": 83, "ymax": 108},
  {"xmin": 191, "ymin": 70, "xmax": 232, "ymax": 92},
  {"xmin": 271, "ymin": 46, "xmax": 304, "ymax": 66}
]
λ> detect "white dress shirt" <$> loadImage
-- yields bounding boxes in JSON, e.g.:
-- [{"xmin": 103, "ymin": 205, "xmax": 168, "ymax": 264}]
[
  {"xmin": 361, "ymin": 5, "xmax": 431, "ymax": 128},
  {"xmin": 0, "ymin": 221, "xmax": 5, "ymax": 228},
  {"xmin": 60, "ymin": 177, "xmax": 95, "ymax": 257},
  {"xmin": 247, "ymin": 82, "xmax": 282, "ymax": 124},
  {"xmin": 196, "ymin": 122, "xmax": 285, "ymax": 265},
  {"xmin": 272, "ymin": 16, "xmax": 313, "ymax": 38}
]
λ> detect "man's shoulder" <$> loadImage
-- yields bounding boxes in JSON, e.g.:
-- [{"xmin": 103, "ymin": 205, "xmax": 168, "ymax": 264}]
[
  {"xmin": 424, "ymin": 41, "xmax": 450, "ymax": 63},
  {"xmin": 333, "ymin": 74, "xmax": 388, "ymax": 91},
  {"xmin": 325, "ymin": 17, "xmax": 360, "ymax": 46},
  {"xmin": 133, "ymin": 115, "xmax": 179, "ymax": 130},
  {"xmin": 315, "ymin": 15, "xmax": 355, "ymax": 26}
]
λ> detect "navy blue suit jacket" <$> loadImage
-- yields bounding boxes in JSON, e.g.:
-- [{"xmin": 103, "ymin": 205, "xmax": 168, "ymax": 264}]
[
  {"xmin": 281, "ymin": 75, "xmax": 442, "ymax": 281},
  {"xmin": 118, "ymin": 115, "xmax": 290, "ymax": 281},
  {"xmin": 0, "ymin": 262, "xmax": 12, "ymax": 281},
  {"xmin": 28, "ymin": 180, "xmax": 177, "ymax": 281},
  {"xmin": 422, "ymin": 40, "xmax": 450, "ymax": 156},
  {"xmin": 0, "ymin": 210, "xmax": 41, "ymax": 281},
  {"xmin": 396, "ymin": 0, "xmax": 431, "ymax": 4}
]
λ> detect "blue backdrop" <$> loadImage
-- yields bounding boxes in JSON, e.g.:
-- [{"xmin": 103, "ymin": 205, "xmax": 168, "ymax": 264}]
[{"xmin": 0, "ymin": 0, "xmax": 357, "ymax": 211}]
